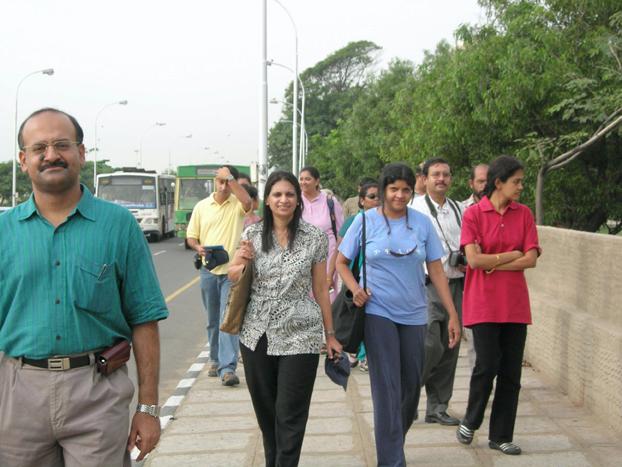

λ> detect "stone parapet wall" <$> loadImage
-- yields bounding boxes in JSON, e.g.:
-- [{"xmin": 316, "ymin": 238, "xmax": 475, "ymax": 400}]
[{"xmin": 525, "ymin": 226, "xmax": 622, "ymax": 434}]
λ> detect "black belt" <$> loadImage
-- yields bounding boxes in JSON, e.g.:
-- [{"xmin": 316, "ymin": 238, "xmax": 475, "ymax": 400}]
[{"xmin": 22, "ymin": 354, "xmax": 93, "ymax": 371}]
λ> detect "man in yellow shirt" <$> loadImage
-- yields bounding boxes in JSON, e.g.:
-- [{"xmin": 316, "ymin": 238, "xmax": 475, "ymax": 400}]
[{"xmin": 187, "ymin": 166, "xmax": 251, "ymax": 386}]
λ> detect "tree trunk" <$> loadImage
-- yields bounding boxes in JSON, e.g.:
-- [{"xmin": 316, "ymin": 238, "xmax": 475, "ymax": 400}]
[{"xmin": 535, "ymin": 165, "xmax": 548, "ymax": 225}]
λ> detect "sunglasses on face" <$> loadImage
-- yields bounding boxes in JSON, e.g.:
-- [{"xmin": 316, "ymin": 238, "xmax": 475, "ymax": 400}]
[{"xmin": 365, "ymin": 194, "xmax": 378, "ymax": 199}]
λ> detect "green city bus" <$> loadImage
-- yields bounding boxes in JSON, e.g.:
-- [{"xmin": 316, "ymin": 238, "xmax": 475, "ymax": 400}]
[{"xmin": 174, "ymin": 164, "xmax": 253, "ymax": 245}]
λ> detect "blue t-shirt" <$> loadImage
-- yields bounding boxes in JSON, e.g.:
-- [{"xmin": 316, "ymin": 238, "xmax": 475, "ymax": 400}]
[{"xmin": 338, "ymin": 207, "xmax": 443, "ymax": 325}]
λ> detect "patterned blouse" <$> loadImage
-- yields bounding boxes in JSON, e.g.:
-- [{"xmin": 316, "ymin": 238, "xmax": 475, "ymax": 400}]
[{"xmin": 239, "ymin": 220, "xmax": 328, "ymax": 355}]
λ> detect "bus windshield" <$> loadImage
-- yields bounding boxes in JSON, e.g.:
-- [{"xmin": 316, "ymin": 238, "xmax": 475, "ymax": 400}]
[
  {"xmin": 178, "ymin": 179, "xmax": 213, "ymax": 210},
  {"xmin": 98, "ymin": 176, "xmax": 157, "ymax": 209}
]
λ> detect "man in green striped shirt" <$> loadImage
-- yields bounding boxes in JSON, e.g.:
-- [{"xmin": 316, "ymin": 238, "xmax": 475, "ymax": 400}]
[{"xmin": 0, "ymin": 108, "xmax": 169, "ymax": 467}]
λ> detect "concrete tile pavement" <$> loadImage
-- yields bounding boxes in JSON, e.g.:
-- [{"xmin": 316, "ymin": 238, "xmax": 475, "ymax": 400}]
[{"xmin": 145, "ymin": 349, "xmax": 622, "ymax": 466}]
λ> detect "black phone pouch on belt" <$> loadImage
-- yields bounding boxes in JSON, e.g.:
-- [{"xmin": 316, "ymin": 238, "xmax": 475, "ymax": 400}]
[{"xmin": 96, "ymin": 340, "xmax": 132, "ymax": 376}]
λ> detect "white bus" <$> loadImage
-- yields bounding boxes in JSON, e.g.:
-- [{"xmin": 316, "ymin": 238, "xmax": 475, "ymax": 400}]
[{"xmin": 96, "ymin": 169, "xmax": 175, "ymax": 242}]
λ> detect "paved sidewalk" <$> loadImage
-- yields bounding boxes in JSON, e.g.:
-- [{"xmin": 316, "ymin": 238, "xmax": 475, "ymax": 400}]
[{"xmin": 145, "ymin": 346, "xmax": 622, "ymax": 466}]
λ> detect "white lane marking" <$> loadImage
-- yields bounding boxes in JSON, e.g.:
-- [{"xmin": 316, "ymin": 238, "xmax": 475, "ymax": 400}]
[
  {"xmin": 178, "ymin": 242, "xmax": 184, "ymax": 246},
  {"xmin": 157, "ymin": 342, "xmax": 209, "ymax": 434},
  {"xmin": 153, "ymin": 250, "xmax": 166, "ymax": 256},
  {"xmin": 189, "ymin": 363, "xmax": 205, "ymax": 372},
  {"xmin": 198, "ymin": 350, "xmax": 210, "ymax": 359},
  {"xmin": 177, "ymin": 378, "xmax": 197, "ymax": 389},
  {"xmin": 163, "ymin": 395, "xmax": 185, "ymax": 407},
  {"xmin": 160, "ymin": 415, "xmax": 173, "ymax": 430}
]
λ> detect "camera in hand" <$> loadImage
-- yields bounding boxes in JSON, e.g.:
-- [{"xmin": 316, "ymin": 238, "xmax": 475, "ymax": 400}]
[
  {"xmin": 193, "ymin": 253, "xmax": 203, "ymax": 270},
  {"xmin": 448, "ymin": 251, "xmax": 467, "ymax": 267}
]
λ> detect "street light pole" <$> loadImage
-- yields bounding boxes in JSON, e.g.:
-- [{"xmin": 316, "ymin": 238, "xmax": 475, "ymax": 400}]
[
  {"xmin": 139, "ymin": 122, "xmax": 166, "ymax": 168},
  {"xmin": 12, "ymin": 68, "xmax": 54, "ymax": 207},
  {"xmin": 94, "ymin": 100, "xmax": 127, "ymax": 188},
  {"xmin": 272, "ymin": 0, "xmax": 299, "ymax": 176},
  {"xmin": 259, "ymin": 0, "xmax": 268, "ymax": 198},
  {"xmin": 168, "ymin": 134, "xmax": 192, "ymax": 172},
  {"xmin": 267, "ymin": 60, "xmax": 305, "ymax": 176}
]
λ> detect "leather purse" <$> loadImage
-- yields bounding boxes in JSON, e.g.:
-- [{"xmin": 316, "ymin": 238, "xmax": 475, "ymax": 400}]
[
  {"xmin": 96, "ymin": 340, "xmax": 132, "ymax": 376},
  {"xmin": 332, "ymin": 211, "xmax": 367, "ymax": 353},
  {"xmin": 220, "ymin": 261, "xmax": 254, "ymax": 334}
]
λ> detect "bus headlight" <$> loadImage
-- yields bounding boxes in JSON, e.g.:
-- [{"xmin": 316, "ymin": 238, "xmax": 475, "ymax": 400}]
[{"xmin": 142, "ymin": 217, "xmax": 158, "ymax": 225}]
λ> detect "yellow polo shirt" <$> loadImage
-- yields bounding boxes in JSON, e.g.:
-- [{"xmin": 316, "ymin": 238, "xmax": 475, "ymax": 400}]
[{"xmin": 186, "ymin": 193, "xmax": 247, "ymax": 274}]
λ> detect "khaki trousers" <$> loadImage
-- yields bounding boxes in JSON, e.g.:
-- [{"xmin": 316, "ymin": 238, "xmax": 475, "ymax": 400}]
[{"xmin": 0, "ymin": 352, "xmax": 134, "ymax": 467}]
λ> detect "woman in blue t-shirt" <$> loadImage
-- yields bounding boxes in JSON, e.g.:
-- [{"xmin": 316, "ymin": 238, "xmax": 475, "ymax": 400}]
[{"xmin": 337, "ymin": 163, "xmax": 461, "ymax": 467}]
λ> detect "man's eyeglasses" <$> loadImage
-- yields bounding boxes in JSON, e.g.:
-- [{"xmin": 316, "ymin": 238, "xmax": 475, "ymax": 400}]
[
  {"xmin": 389, "ymin": 245, "xmax": 417, "ymax": 257},
  {"xmin": 22, "ymin": 140, "xmax": 80, "ymax": 156}
]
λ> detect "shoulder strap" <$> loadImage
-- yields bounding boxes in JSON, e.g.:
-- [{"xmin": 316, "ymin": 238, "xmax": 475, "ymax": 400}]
[
  {"xmin": 326, "ymin": 196, "xmax": 337, "ymax": 239},
  {"xmin": 424, "ymin": 194, "xmax": 453, "ymax": 252},
  {"xmin": 447, "ymin": 198, "xmax": 462, "ymax": 227},
  {"xmin": 361, "ymin": 210, "xmax": 367, "ymax": 290}
]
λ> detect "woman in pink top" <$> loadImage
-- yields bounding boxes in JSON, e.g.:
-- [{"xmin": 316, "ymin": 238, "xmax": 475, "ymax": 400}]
[
  {"xmin": 456, "ymin": 156, "xmax": 540, "ymax": 456},
  {"xmin": 299, "ymin": 166, "xmax": 344, "ymax": 303}
]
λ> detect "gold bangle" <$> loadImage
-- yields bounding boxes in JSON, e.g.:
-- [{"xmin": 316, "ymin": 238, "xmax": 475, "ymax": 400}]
[
  {"xmin": 485, "ymin": 268, "xmax": 496, "ymax": 275},
  {"xmin": 325, "ymin": 330, "xmax": 336, "ymax": 337}
]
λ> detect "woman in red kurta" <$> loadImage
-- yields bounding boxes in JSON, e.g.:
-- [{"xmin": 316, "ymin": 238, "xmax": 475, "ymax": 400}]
[{"xmin": 456, "ymin": 156, "xmax": 540, "ymax": 456}]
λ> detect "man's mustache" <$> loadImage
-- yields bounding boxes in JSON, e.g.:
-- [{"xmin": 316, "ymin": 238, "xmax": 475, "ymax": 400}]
[{"xmin": 40, "ymin": 160, "xmax": 68, "ymax": 171}]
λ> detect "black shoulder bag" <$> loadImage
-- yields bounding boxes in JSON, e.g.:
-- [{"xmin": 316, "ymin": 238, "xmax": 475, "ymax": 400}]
[{"xmin": 332, "ymin": 211, "xmax": 367, "ymax": 353}]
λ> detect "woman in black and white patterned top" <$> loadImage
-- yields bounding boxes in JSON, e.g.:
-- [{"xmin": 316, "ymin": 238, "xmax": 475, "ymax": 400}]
[{"xmin": 229, "ymin": 170, "xmax": 342, "ymax": 467}]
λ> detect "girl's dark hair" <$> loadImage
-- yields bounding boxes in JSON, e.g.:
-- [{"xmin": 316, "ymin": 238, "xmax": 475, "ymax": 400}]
[
  {"xmin": 299, "ymin": 166, "xmax": 321, "ymax": 191},
  {"xmin": 378, "ymin": 163, "xmax": 415, "ymax": 234},
  {"xmin": 483, "ymin": 155, "xmax": 524, "ymax": 198},
  {"xmin": 242, "ymin": 184, "xmax": 258, "ymax": 200},
  {"xmin": 358, "ymin": 182, "xmax": 379, "ymax": 209},
  {"xmin": 300, "ymin": 166, "xmax": 320, "ymax": 180},
  {"xmin": 261, "ymin": 171, "xmax": 303, "ymax": 252}
]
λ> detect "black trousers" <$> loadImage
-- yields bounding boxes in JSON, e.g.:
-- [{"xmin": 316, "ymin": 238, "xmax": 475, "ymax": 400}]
[
  {"xmin": 240, "ymin": 334, "xmax": 319, "ymax": 467},
  {"xmin": 463, "ymin": 323, "xmax": 527, "ymax": 443}
]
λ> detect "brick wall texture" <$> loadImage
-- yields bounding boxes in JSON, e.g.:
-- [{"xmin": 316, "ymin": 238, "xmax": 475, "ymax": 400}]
[{"xmin": 524, "ymin": 226, "xmax": 622, "ymax": 434}]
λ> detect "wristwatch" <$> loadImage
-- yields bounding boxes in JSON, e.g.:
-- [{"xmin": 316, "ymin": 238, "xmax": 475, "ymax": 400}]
[
  {"xmin": 136, "ymin": 403, "xmax": 160, "ymax": 418},
  {"xmin": 225, "ymin": 174, "xmax": 234, "ymax": 182}
]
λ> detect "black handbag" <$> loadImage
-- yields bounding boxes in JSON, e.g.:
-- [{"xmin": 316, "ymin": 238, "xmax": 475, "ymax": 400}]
[{"xmin": 332, "ymin": 211, "xmax": 367, "ymax": 353}]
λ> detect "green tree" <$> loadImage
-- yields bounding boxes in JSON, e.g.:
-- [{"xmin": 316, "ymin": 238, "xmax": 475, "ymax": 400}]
[
  {"xmin": 0, "ymin": 160, "xmax": 117, "ymax": 205},
  {"xmin": 268, "ymin": 40, "xmax": 381, "ymax": 171}
]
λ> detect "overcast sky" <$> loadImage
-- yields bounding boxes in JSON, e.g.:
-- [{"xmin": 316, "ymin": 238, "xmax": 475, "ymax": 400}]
[{"xmin": 1, "ymin": 0, "xmax": 484, "ymax": 174}]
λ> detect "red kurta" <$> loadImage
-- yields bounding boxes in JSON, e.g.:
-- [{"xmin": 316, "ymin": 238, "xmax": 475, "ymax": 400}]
[{"xmin": 460, "ymin": 196, "xmax": 540, "ymax": 327}]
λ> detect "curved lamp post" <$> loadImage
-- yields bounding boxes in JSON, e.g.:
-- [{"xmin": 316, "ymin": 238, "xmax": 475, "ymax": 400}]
[
  {"xmin": 94, "ymin": 100, "xmax": 128, "ymax": 187},
  {"xmin": 271, "ymin": 0, "xmax": 299, "ymax": 175},
  {"xmin": 138, "ymin": 122, "xmax": 166, "ymax": 168},
  {"xmin": 269, "ymin": 97, "xmax": 308, "ymax": 169},
  {"xmin": 168, "ymin": 134, "xmax": 192, "ymax": 171},
  {"xmin": 267, "ymin": 60, "xmax": 305, "ymax": 175},
  {"xmin": 12, "ymin": 68, "xmax": 54, "ymax": 207}
]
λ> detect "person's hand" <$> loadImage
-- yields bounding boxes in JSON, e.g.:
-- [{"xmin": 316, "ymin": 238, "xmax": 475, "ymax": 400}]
[
  {"xmin": 327, "ymin": 266, "xmax": 336, "ymax": 284},
  {"xmin": 127, "ymin": 412, "xmax": 161, "ymax": 461},
  {"xmin": 196, "ymin": 245, "xmax": 206, "ymax": 257},
  {"xmin": 353, "ymin": 287, "xmax": 371, "ymax": 307},
  {"xmin": 511, "ymin": 250, "xmax": 524, "ymax": 260},
  {"xmin": 325, "ymin": 335, "xmax": 342, "ymax": 359},
  {"xmin": 216, "ymin": 166, "xmax": 232, "ymax": 181},
  {"xmin": 235, "ymin": 240, "xmax": 255, "ymax": 261},
  {"xmin": 447, "ymin": 314, "xmax": 461, "ymax": 349}
]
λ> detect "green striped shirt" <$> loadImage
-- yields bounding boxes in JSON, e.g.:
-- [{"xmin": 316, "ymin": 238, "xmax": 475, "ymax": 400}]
[{"xmin": 0, "ymin": 186, "xmax": 168, "ymax": 359}]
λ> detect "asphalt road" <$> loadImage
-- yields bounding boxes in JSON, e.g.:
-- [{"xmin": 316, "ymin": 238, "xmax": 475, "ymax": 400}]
[{"xmin": 127, "ymin": 235, "xmax": 207, "ymax": 418}]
